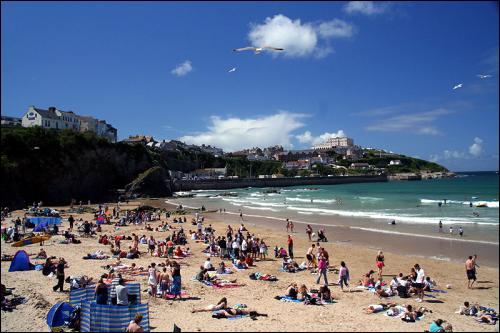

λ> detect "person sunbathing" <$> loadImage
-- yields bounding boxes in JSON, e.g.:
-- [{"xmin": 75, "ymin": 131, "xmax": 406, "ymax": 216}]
[
  {"xmin": 363, "ymin": 302, "xmax": 398, "ymax": 314},
  {"xmin": 212, "ymin": 308, "xmax": 267, "ymax": 319},
  {"xmin": 360, "ymin": 271, "xmax": 375, "ymax": 287},
  {"xmin": 401, "ymin": 305, "xmax": 423, "ymax": 322},
  {"xmin": 475, "ymin": 314, "xmax": 498, "ymax": 325},
  {"xmin": 297, "ymin": 284, "xmax": 309, "ymax": 301},
  {"xmin": 174, "ymin": 246, "xmax": 184, "ymax": 257},
  {"xmin": 191, "ymin": 298, "xmax": 228, "ymax": 313},
  {"xmin": 195, "ymin": 266, "xmax": 211, "ymax": 282},
  {"xmin": 319, "ymin": 285, "xmax": 333, "ymax": 303}
]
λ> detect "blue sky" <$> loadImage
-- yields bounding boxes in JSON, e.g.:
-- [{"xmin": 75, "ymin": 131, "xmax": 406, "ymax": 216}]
[{"xmin": 1, "ymin": 1, "xmax": 498, "ymax": 171}]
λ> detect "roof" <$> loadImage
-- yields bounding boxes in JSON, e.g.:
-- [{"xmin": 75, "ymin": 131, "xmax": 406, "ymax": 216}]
[{"xmin": 32, "ymin": 108, "xmax": 60, "ymax": 120}]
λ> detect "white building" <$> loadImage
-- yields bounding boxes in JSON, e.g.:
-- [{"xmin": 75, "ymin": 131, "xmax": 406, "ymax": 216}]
[
  {"xmin": 389, "ymin": 160, "xmax": 402, "ymax": 166},
  {"xmin": 21, "ymin": 106, "xmax": 117, "ymax": 142},
  {"xmin": 313, "ymin": 137, "xmax": 354, "ymax": 151}
]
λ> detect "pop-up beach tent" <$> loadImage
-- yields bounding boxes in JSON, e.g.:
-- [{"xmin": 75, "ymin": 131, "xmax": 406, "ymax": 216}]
[
  {"xmin": 46, "ymin": 302, "xmax": 74, "ymax": 331},
  {"xmin": 8, "ymin": 250, "xmax": 33, "ymax": 272}
]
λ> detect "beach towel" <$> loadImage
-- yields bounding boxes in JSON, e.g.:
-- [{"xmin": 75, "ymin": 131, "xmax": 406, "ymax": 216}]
[
  {"xmin": 212, "ymin": 310, "xmax": 249, "ymax": 320},
  {"xmin": 212, "ymin": 282, "xmax": 244, "ymax": 289},
  {"xmin": 275, "ymin": 296, "xmax": 303, "ymax": 303},
  {"xmin": 232, "ymin": 263, "xmax": 249, "ymax": 271},
  {"xmin": 165, "ymin": 291, "xmax": 189, "ymax": 299},
  {"xmin": 430, "ymin": 289, "xmax": 448, "ymax": 293}
]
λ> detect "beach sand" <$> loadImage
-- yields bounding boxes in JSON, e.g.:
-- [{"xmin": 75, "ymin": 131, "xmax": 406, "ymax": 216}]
[{"xmin": 1, "ymin": 200, "xmax": 498, "ymax": 332}]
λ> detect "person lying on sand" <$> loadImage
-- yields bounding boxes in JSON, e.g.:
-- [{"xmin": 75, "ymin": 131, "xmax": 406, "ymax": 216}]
[
  {"xmin": 212, "ymin": 308, "xmax": 267, "ymax": 319},
  {"xmin": 475, "ymin": 314, "xmax": 498, "ymax": 325},
  {"xmin": 363, "ymin": 302, "xmax": 398, "ymax": 314},
  {"xmin": 191, "ymin": 297, "xmax": 228, "ymax": 313}
]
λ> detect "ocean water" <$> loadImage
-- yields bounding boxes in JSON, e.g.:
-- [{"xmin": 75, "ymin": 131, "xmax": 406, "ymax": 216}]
[{"xmin": 188, "ymin": 171, "xmax": 499, "ymax": 227}]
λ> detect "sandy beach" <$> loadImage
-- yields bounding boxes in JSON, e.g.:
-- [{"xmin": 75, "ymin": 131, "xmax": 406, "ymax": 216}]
[{"xmin": 1, "ymin": 200, "xmax": 499, "ymax": 332}]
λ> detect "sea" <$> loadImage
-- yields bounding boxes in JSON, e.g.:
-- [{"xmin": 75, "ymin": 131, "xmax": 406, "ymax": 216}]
[{"xmin": 173, "ymin": 171, "xmax": 499, "ymax": 245}]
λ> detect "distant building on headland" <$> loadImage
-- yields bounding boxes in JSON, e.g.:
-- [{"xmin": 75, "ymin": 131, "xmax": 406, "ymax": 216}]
[
  {"xmin": 20, "ymin": 106, "xmax": 117, "ymax": 143},
  {"xmin": 1, "ymin": 116, "xmax": 22, "ymax": 126},
  {"xmin": 313, "ymin": 137, "xmax": 354, "ymax": 150}
]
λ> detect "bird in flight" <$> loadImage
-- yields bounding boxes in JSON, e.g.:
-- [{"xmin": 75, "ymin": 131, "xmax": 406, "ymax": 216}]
[
  {"xmin": 452, "ymin": 83, "xmax": 463, "ymax": 90},
  {"xmin": 477, "ymin": 74, "xmax": 492, "ymax": 79},
  {"xmin": 233, "ymin": 46, "xmax": 284, "ymax": 54},
  {"xmin": 228, "ymin": 67, "xmax": 237, "ymax": 73}
]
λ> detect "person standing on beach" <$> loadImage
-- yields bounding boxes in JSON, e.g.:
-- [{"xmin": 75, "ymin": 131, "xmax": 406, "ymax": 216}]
[
  {"xmin": 449, "ymin": 226, "xmax": 453, "ymax": 235},
  {"xmin": 290, "ymin": 221, "xmax": 294, "ymax": 233},
  {"xmin": 306, "ymin": 225, "xmax": 313, "ymax": 241},
  {"xmin": 52, "ymin": 258, "xmax": 66, "ymax": 292},
  {"xmin": 413, "ymin": 264, "xmax": 425, "ymax": 302},
  {"xmin": 438, "ymin": 221, "xmax": 443, "ymax": 233},
  {"xmin": 287, "ymin": 235, "xmax": 294, "ymax": 259},
  {"xmin": 286, "ymin": 219, "xmax": 290, "ymax": 233},
  {"xmin": 376, "ymin": 251, "xmax": 385, "ymax": 279},
  {"xmin": 68, "ymin": 215, "xmax": 74, "ymax": 230},
  {"xmin": 459, "ymin": 227, "xmax": 464, "ymax": 237},
  {"xmin": 239, "ymin": 211, "xmax": 243, "ymax": 221},
  {"xmin": 148, "ymin": 263, "xmax": 158, "ymax": 298},
  {"xmin": 465, "ymin": 256, "xmax": 476, "ymax": 289}
]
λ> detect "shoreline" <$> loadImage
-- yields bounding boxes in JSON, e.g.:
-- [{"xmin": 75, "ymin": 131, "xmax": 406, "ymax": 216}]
[{"xmin": 161, "ymin": 199, "xmax": 499, "ymax": 268}]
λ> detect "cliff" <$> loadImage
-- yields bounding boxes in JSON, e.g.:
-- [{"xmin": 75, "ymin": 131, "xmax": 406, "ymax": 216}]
[{"xmin": 1, "ymin": 126, "xmax": 170, "ymax": 208}]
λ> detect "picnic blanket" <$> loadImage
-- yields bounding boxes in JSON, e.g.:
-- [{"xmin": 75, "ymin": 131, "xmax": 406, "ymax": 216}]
[
  {"xmin": 278, "ymin": 267, "xmax": 306, "ymax": 273},
  {"xmin": 164, "ymin": 290, "xmax": 189, "ymax": 299},
  {"xmin": 275, "ymin": 296, "xmax": 303, "ymax": 303}
]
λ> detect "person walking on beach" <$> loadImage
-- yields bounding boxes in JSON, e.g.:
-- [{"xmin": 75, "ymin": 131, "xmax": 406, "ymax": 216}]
[
  {"xmin": 286, "ymin": 219, "xmax": 290, "ymax": 233},
  {"xmin": 459, "ymin": 227, "xmax": 463, "ymax": 237},
  {"xmin": 306, "ymin": 224, "xmax": 313, "ymax": 241},
  {"xmin": 239, "ymin": 211, "xmax": 244, "ymax": 221},
  {"xmin": 339, "ymin": 261, "xmax": 350, "ymax": 292},
  {"xmin": 376, "ymin": 251, "xmax": 385, "ymax": 279},
  {"xmin": 316, "ymin": 252, "xmax": 329, "ymax": 286},
  {"xmin": 287, "ymin": 235, "xmax": 294, "ymax": 259},
  {"xmin": 438, "ymin": 220, "xmax": 443, "ymax": 233},
  {"xmin": 290, "ymin": 221, "xmax": 294, "ymax": 233}
]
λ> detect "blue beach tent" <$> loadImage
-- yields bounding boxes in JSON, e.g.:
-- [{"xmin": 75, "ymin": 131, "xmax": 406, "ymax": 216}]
[
  {"xmin": 47, "ymin": 302, "xmax": 75, "ymax": 330},
  {"xmin": 8, "ymin": 250, "xmax": 33, "ymax": 272}
]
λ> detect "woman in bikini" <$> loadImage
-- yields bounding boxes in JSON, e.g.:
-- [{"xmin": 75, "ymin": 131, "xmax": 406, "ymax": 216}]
[
  {"xmin": 191, "ymin": 298, "xmax": 228, "ymax": 313},
  {"xmin": 376, "ymin": 251, "xmax": 385, "ymax": 279}
]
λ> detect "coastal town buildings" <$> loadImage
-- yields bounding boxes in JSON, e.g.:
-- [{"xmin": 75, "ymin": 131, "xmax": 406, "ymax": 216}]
[
  {"xmin": 313, "ymin": 136, "xmax": 354, "ymax": 150},
  {"xmin": 20, "ymin": 106, "xmax": 117, "ymax": 142},
  {"xmin": 1, "ymin": 116, "xmax": 22, "ymax": 126}
]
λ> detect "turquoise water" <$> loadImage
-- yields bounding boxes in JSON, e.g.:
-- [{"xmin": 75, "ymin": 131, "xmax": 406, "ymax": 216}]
[{"xmin": 189, "ymin": 172, "xmax": 499, "ymax": 227}]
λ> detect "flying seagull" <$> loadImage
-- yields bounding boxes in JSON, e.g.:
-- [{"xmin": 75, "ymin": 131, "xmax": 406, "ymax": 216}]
[
  {"xmin": 228, "ymin": 67, "xmax": 236, "ymax": 73},
  {"xmin": 477, "ymin": 74, "xmax": 492, "ymax": 79},
  {"xmin": 452, "ymin": 83, "xmax": 463, "ymax": 90},
  {"xmin": 233, "ymin": 46, "xmax": 284, "ymax": 54}
]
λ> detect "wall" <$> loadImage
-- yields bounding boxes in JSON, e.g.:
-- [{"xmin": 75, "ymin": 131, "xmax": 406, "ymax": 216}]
[{"xmin": 172, "ymin": 175, "xmax": 387, "ymax": 191}]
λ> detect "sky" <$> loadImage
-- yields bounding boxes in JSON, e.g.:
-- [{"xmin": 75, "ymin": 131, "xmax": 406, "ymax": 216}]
[{"xmin": 1, "ymin": 1, "xmax": 499, "ymax": 172}]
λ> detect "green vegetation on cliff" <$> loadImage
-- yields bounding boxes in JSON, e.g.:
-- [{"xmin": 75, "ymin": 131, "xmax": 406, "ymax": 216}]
[{"xmin": 1, "ymin": 126, "xmax": 169, "ymax": 207}]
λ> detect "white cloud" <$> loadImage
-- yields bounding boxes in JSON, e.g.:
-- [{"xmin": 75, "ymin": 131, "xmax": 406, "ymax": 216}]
[
  {"xmin": 317, "ymin": 19, "xmax": 356, "ymax": 38},
  {"xmin": 296, "ymin": 130, "xmax": 313, "ymax": 143},
  {"xmin": 179, "ymin": 112, "xmax": 306, "ymax": 152},
  {"xmin": 171, "ymin": 60, "xmax": 193, "ymax": 77},
  {"xmin": 469, "ymin": 137, "xmax": 483, "ymax": 157},
  {"xmin": 247, "ymin": 14, "xmax": 355, "ymax": 58},
  {"xmin": 344, "ymin": 1, "xmax": 390, "ymax": 15},
  {"xmin": 365, "ymin": 108, "xmax": 451, "ymax": 135},
  {"xmin": 295, "ymin": 130, "xmax": 347, "ymax": 146},
  {"xmin": 430, "ymin": 137, "xmax": 485, "ymax": 162}
]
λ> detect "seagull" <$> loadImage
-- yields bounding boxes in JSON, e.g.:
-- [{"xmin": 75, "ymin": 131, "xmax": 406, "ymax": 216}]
[
  {"xmin": 452, "ymin": 83, "xmax": 463, "ymax": 90},
  {"xmin": 477, "ymin": 74, "xmax": 492, "ymax": 79},
  {"xmin": 228, "ymin": 67, "xmax": 236, "ymax": 73},
  {"xmin": 233, "ymin": 46, "xmax": 284, "ymax": 54}
]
